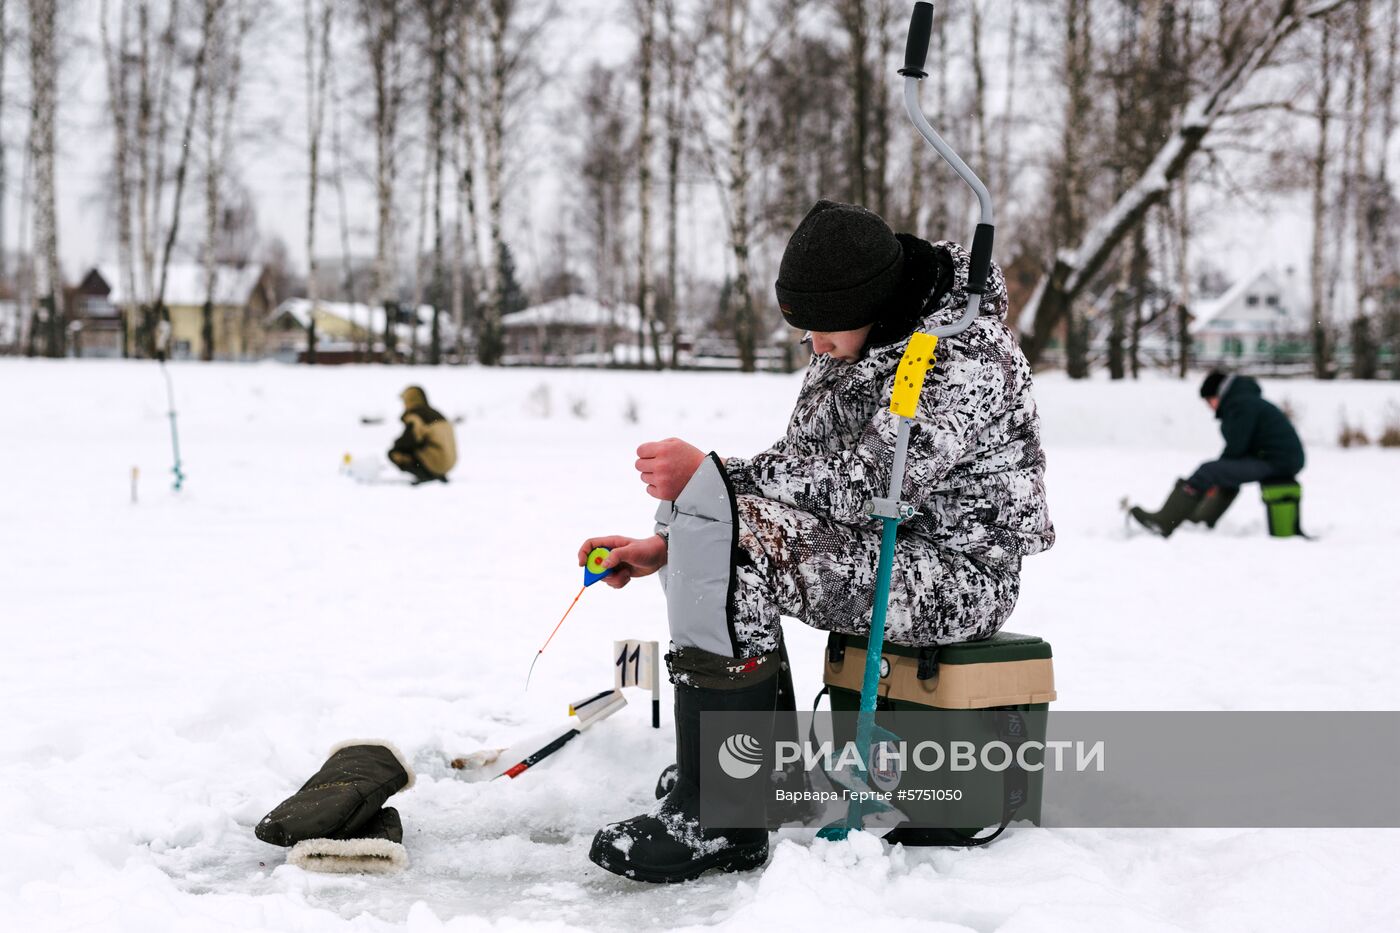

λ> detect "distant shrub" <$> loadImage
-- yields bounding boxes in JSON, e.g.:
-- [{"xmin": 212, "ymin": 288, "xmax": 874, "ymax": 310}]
[
  {"xmin": 569, "ymin": 395, "xmax": 589, "ymax": 419},
  {"xmin": 1338, "ymin": 408, "xmax": 1370, "ymax": 448},
  {"xmin": 526, "ymin": 383, "xmax": 552, "ymax": 418},
  {"xmin": 1279, "ymin": 396, "xmax": 1300, "ymax": 425},
  {"xmin": 623, "ymin": 396, "xmax": 640, "ymax": 424},
  {"xmin": 1380, "ymin": 403, "xmax": 1400, "ymax": 449}
]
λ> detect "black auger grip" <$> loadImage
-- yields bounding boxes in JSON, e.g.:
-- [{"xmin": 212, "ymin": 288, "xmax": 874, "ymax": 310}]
[
  {"xmin": 900, "ymin": 2, "xmax": 935, "ymax": 78},
  {"xmin": 967, "ymin": 223, "xmax": 995, "ymax": 295}
]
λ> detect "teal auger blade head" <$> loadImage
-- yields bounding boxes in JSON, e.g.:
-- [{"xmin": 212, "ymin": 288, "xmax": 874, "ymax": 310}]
[{"xmin": 583, "ymin": 546, "xmax": 613, "ymax": 587}]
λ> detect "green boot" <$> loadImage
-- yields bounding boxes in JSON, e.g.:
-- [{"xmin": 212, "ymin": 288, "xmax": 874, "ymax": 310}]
[
  {"xmin": 1187, "ymin": 486, "xmax": 1239, "ymax": 529},
  {"xmin": 1129, "ymin": 480, "xmax": 1202, "ymax": 538}
]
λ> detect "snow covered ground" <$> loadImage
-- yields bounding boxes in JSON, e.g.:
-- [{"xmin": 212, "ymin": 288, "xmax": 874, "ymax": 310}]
[{"xmin": 2, "ymin": 359, "xmax": 1398, "ymax": 932}]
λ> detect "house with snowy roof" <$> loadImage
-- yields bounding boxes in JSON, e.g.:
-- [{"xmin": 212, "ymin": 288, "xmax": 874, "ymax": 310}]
[
  {"xmin": 266, "ymin": 298, "xmax": 449, "ymax": 363},
  {"xmin": 1190, "ymin": 267, "xmax": 1311, "ymax": 367},
  {"xmin": 500, "ymin": 294, "xmax": 651, "ymax": 366},
  {"xmin": 84, "ymin": 263, "xmax": 274, "ymax": 359}
]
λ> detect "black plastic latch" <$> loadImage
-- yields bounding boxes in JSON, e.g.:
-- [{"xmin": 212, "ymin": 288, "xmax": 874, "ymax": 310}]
[
  {"xmin": 917, "ymin": 646, "xmax": 940, "ymax": 681},
  {"xmin": 827, "ymin": 633, "xmax": 847, "ymax": 665}
]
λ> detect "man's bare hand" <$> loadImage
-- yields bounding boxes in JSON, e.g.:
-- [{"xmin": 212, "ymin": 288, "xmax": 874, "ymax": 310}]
[
  {"xmin": 635, "ymin": 438, "xmax": 706, "ymax": 501},
  {"xmin": 577, "ymin": 534, "xmax": 668, "ymax": 589}
]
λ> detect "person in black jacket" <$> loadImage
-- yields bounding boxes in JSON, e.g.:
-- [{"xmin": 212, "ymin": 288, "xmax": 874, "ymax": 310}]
[{"xmin": 1129, "ymin": 372, "xmax": 1305, "ymax": 537}]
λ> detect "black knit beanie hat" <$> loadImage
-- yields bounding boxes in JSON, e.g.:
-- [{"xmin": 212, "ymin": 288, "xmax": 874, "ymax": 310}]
[
  {"xmin": 775, "ymin": 200, "xmax": 904, "ymax": 332},
  {"xmin": 1199, "ymin": 370, "xmax": 1227, "ymax": 399}
]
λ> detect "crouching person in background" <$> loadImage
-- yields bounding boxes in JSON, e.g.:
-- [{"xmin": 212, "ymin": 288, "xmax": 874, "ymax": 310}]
[{"xmin": 388, "ymin": 386, "xmax": 457, "ymax": 485}]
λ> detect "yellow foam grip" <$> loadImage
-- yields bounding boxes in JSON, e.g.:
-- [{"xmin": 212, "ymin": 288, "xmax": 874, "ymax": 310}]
[{"xmin": 889, "ymin": 332, "xmax": 938, "ymax": 418}]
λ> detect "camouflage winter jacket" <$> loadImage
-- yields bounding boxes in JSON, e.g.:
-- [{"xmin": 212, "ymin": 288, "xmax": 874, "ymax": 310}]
[{"xmin": 723, "ymin": 236, "xmax": 1054, "ymax": 569}]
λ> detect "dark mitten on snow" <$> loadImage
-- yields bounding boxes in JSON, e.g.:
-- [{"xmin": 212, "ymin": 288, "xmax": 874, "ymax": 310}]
[
  {"xmin": 338, "ymin": 806, "xmax": 403, "ymax": 843},
  {"xmin": 255, "ymin": 743, "xmax": 412, "ymax": 847}
]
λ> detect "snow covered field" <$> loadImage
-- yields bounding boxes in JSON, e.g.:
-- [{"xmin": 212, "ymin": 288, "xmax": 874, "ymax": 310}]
[{"xmin": 2, "ymin": 359, "xmax": 1398, "ymax": 932}]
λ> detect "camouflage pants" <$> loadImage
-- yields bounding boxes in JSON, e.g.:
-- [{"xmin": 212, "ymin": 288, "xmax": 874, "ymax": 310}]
[
  {"xmin": 729, "ymin": 495, "xmax": 1020, "ymax": 657},
  {"xmin": 658, "ymin": 455, "xmax": 1020, "ymax": 659}
]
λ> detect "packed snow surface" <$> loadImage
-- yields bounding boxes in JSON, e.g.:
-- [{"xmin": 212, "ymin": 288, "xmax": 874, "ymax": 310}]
[{"xmin": 2, "ymin": 360, "xmax": 1397, "ymax": 931}]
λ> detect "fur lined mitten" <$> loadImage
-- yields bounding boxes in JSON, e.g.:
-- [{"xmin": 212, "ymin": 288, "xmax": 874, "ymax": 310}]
[{"xmin": 256, "ymin": 740, "xmax": 414, "ymax": 873}]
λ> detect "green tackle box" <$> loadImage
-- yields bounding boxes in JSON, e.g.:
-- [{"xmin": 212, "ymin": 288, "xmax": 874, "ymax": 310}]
[{"xmin": 822, "ymin": 630, "xmax": 1056, "ymax": 844}]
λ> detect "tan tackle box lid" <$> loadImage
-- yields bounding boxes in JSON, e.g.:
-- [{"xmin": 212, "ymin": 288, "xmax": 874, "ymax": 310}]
[{"xmin": 823, "ymin": 631, "xmax": 1057, "ymax": 709}]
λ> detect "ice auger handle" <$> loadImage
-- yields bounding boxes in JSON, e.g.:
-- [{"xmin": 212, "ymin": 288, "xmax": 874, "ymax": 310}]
[
  {"xmin": 968, "ymin": 222, "xmax": 995, "ymax": 295},
  {"xmin": 900, "ymin": 2, "xmax": 935, "ymax": 79}
]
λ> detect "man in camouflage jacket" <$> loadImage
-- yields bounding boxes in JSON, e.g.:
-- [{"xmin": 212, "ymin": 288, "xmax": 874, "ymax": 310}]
[
  {"xmin": 581, "ymin": 200, "xmax": 1054, "ymax": 657},
  {"xmin": 581, "ymin": 200, "xmax": 1054, "ymax": 884}
]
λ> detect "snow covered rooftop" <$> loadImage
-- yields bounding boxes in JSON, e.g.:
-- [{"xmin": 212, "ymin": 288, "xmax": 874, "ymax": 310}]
[
  {"xmin": 502, "ymin": 294, "xmax": 643, "ymax": 331},
  {"xmin": 273, "ymin": 298, "xmax": 433, "ymax": 330},
  {"xmin": 98, "ymin": 262, "xmax": 265, "ymax": 308}
]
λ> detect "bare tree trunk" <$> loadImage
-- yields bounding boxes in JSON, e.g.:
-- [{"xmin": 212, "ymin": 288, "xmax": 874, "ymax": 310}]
[
  {"xmin": 1352, "ymin": 0, "xmax": 1376, "ymax": 379},
  {"xmin": 0, "ymin": 0, "xmax": 9, "ymax": 287},
  {"xmin": 148, "ymin": 0, "xmax": 179, "ymax": 335},
  {"xmin": 967, "ymin": 0, "xmax": 989, "ymax": 178},
  {"xmin": 1019, "ymin": 0, "xmax": 1357, "ymax": 365},
  {"xmin": 28, "ymin": 0, "xmax": 64, "ymax": 358},
  {"xmin": 836, "ymin": 0, "xmax": 869, "ymax": 206},
  {"xmin": 449, "ymin": 7, "xmax": 475, "ymax": 361},
  {"xmin": 998, "ymin": 1, "xmax": 1020, "ymax": 203},
  {"xmin": 1053, "ymin": 0, "xmax": 1092, "ymax": 378},
  {"xmin": 153, "ymin": 0, "xmax": 225, "ymax": 346},
  {"xmin": 329, "ymin": 53, "xmax": 361, "ymax": 359},
  {"xmin": 872, "ymin": 0, "xmax": 893, "ymax": 217},
  {"xmin": 422, "ymin": 0, "xmax": 450, "ymax": 365},
  {"xmin": 101, "ymin": 0, "xmax": 140, "ymax": 358},
  {"xmin": 638, "ymin": 0, "xmax": 663, "ymax": 368},
  {"xmin": 409, "ymin": 122, "xmax": 431, "ymax": 365},
  {"xmin": 456, "ymin": 11, "xmax": 488, "ymax": 299},
  {"xmin": 200, "ymin": 0, "xmax": 228, "ymax": 362},
  {"xmin": 1174, "ymin": 174, "xmax": 1191, "ymax": 378},
  {"xmin": 1129, "ymin": 226, "xmax": 1147, "ymax": 378},
  {"xmin": 662, "ymin": 0, "xmax": 688, "ymax": 367},
  {"xmin": 304, "ymin": 0, "xmax": 332, "ymax": 364},
  {"xmin": 1311, "ymin": 16, "xmax": 1334, "ymax": 377},
  {"xmin": 479, "ymin": 0, "xmax": 511, "ymax": 365},
  {"xmin": 359, "ymin": 0, "xmax": 404, "ymax": 364},
  {"xmin": 724, "ymin": 0, "xmax": 755, "ymax": 372},
  {"xmin": 17, "ymin": 123, "xmax": 33, "ymax": 356}
]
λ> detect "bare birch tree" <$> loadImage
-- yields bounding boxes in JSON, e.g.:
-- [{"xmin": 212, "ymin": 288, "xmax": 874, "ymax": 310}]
[
  {"xmin": 635, "ymin": 0, "xmax": 664, "ymax": 367},
  {"xmin": 100, "ymin": 0, "xmax": 140, "ymax": 356},
  {"xmin": 0, "ymin": 0, "xmax": 9, "ymax": 287},
  {"xmin": 303, "ymin": 0, "xmax": 332, "ymax": 364},
  {"xmin": 449, "ymin": 2, "xmax": 484, "ymax": 361},
  {"xmin": 26, "ymin": 0, "xmax": 64, "ymax": 357},
  {"xmin": 660, "ymin": 0, "xmax": 693, "ymax": 366},
  {"xmin": 201, "ymin": 0, "xmax": 251, "ymax": 361},
  {"xmin": 418, "ymin": 0, "xmax": 453, "ymax": 365},
  {"xmin": 151, "ymin": 0, "xmax": 226, "ymax": 350},
  {"xmin": 1310, "ymin": 14, "xmax": 1335, "ymax": 376},
  {"xmin": 358, "ymin": 0, "xmax": 406, "ymax": 363}
]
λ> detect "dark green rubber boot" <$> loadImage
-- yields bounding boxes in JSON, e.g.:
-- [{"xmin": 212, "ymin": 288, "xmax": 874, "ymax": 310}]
[
  {"xmin": 1130, "ymin": 480, "xmax": 1202, "ymax": 538},
  {"xmin": 591, "ymin": 645, "xmax": 777, "ymax": 884},
  {"xmin": 1188, "ymin": 486, "xmax": 1239, "ymax": 529}
]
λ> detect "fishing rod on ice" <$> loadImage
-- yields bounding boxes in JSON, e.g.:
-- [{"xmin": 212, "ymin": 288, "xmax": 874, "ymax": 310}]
[{"xmin": 523, "ymin": 547, "xmax": 615, "ymax": 690}]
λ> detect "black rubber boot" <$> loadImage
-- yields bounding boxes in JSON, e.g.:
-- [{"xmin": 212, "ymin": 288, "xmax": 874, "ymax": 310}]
[
  {"xmin": 1188, "ymin": 486, "xmax": 1239, "ymax": 528},
  {"xmin": 591, "ymin": 645, "xmax": 778, "ymax": 884},
  {"xmin": 1129, "ymin": 480, "xmax": 1202, "ymax": 538}
]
